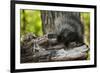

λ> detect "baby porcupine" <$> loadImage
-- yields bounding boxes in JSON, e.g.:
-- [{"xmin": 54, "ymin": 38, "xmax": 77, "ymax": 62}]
[{"xmin": 54, "ymin": 12, "xmax": 84, "ymax": 47}]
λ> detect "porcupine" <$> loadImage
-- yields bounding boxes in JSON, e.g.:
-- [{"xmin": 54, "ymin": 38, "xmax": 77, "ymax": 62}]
[{"xmin": 54, "ymin": 12, "xmax": 84, "ymax": 47}]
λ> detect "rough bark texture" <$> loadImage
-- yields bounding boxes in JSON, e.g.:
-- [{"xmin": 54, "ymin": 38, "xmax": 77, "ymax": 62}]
[
  {"xmin": 41, "ymin": 11, "xmax": 81, "ymax": 34},
  {"xmin": 21, "ymin": 33, "xmax": 89, "ymax": 63},
  {"xmin": 21, "ymin": 11, "xmax": 88, "ymax": 63}
]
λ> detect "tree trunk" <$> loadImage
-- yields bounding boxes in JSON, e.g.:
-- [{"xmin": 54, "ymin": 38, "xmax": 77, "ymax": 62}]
[
  {"xmin": 41, "ymin": 10, "xmax": 81, "ymax": 34},
  {"xmin": 22, "ymin": 10, "xmax": 27, "ymax": 35}
]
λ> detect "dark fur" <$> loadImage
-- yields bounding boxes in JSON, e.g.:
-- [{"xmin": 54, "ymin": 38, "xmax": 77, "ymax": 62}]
[{"xmin": 55, "ymin": 13, "xmax": 84, "ymax": 47}]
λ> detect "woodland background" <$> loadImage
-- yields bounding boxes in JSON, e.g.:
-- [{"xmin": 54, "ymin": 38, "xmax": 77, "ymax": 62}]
[
  {"xmin": 20, "ymin": 10, "xmax": 90, "ymax": 61},
  {"xmin": 20, "ymin": 10, "xmax": 90, "ymax": 46}
]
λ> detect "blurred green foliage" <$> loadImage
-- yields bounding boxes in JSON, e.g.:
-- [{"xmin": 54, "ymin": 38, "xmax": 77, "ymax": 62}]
[
  {"xmin": 81, "ymin": 12, "xmax": 90, "ymax": 46},
  {"xmin": 20, "ymin": 10, "xmax": 90, "ymax": 46},
  {"xmin": 20, "ymin": 10, "xmax": 90, "ymax": 60},
  {"xmin": 20, "ymin": 10, "xmax": 90, "ymax": 45},
  {"xmin": 81, "ymin": 12, "xmax": 90, "ymax": 60},
  {"xmin": 20, "ymin": 10, "xmax": 43, "ymax": 37}
]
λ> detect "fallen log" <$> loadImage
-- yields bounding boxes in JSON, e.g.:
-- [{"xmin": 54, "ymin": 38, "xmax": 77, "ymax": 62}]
[
  {"xmin": 47, "ymin": 44, "xmax": 65, "ymax": 50},
  {"xmin": 21, "ymin": 33, "xmax": 89, "ymax": 63},
  {"xmin": 51, "ymin": 45, "xmax": 89, "ymax": 61}
]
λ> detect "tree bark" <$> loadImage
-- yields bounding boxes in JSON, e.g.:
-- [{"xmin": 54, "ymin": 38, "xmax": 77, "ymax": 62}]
[
  {"xmin": 22, "ymin": 10, "xmax": 27, "ymax": 35},
  {"xmin": 41, "ymin": 10, "xmax": 81, "ymax": 34},
  {"xmin": 21, "ymin": 11, "xmax": 88, "ymax": 63}
]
